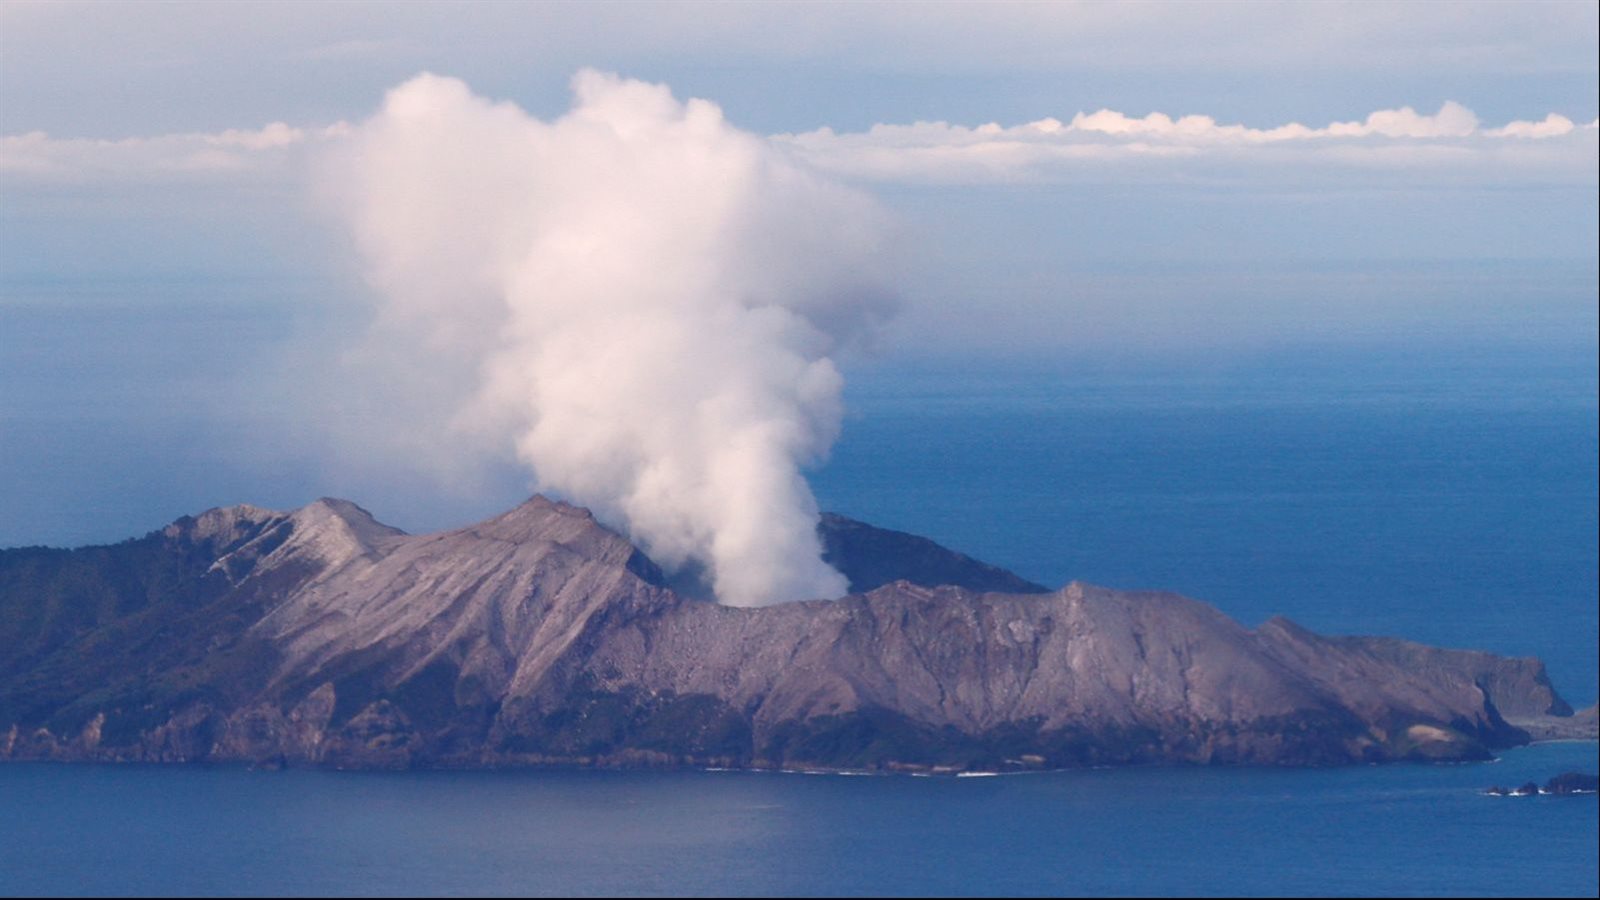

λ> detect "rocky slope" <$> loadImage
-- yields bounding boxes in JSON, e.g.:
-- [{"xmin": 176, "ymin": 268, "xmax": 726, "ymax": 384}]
[{"xmin": 0, "ymin": 497, "xmax": 1590, "ymax": 771}]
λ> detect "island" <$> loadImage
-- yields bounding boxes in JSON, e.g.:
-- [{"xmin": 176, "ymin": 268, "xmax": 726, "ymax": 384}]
[{"xmin": 1, "ymin": 496, "xmax": 1593, "ymax": 772}]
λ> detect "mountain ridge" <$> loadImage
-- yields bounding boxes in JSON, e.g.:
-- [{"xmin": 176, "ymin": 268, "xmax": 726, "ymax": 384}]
[{"xmin": 1, "ymin": 496, "xmax": 1591, "ymax": 772}]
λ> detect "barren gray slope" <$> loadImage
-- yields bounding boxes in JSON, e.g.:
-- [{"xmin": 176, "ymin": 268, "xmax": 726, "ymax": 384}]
[{"xmin": 256, "ymin": 497, "xmax": 671, "ymax": 700}]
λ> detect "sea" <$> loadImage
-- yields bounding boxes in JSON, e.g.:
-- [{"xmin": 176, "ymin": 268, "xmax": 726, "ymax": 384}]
[
  {"xmin": 1, "ymin": 298, "xmax": 1597, "ymax": 895},
  {"xmin": 1, "ymin": 741, "xmax": 1595, "ymax": 897},
  {"xmin": 815, "ymin": 342, "xmax": 1600, "ymax": 708}
]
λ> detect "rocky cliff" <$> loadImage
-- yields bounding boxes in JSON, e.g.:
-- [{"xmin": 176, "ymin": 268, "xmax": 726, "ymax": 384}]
[{"xmin": 0, "ymin": 497, "xmax": 1590, "ymax": 772}]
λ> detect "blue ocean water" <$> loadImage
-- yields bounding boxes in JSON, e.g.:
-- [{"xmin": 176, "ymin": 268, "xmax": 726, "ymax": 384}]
[
  {"xmin": 2, "ymin": 303, "xmax": 1596, "ymax": 895},
  {"xmin": 1, "ymin": 742, "xmax": 1595, "ymax": 897},
  {"xmin": 816, "ymin": 344, "xmax": 1600, "ymax": 707}
]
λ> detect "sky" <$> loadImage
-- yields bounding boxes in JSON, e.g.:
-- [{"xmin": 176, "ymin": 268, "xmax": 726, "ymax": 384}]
[{"xmin": 1, "ymin": 0, "xmax": 1597, "ymax": 548}]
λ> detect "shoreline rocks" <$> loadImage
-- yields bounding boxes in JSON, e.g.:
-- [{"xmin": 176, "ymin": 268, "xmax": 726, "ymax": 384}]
[{"xmin": 1486, "ymin": 772, "xmax": 1598, "ymax": 796}]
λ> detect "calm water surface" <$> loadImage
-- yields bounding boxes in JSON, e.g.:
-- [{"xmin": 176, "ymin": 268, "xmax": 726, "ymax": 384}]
[{"xmin": 1, "ymin": 743, "xmax": 1595, "ymax": 897}]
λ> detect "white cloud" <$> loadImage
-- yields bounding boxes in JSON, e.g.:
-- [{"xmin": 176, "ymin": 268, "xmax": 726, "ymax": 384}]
[
  {"xmin": 1325, "ymin": 101, "xmax": 1479, "ymax": 138},
  {"xmin": 0, "ymin": 123, "xmax": 347, "ymax": 183},
  {"xmin": 775, "ymin": 101, "xmax": 1599, "ymax": 184},
  {"xmin": 6, "ymin": 99, "xmax": 1595, "ymax": 190},
  {"xmin": 1487, "ymin": 113, "xmax": 1578, "ymax": 139}
]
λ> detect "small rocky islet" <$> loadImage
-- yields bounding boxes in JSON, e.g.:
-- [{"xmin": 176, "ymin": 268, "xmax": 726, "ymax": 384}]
[{"xmin": 1486, "ymin": 772, "xmax": 1600, "ymax": 797}]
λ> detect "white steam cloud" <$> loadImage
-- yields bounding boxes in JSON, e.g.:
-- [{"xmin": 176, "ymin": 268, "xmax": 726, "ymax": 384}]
[{"xmin": 322, "ymin": 71, "xmax": 895, "ymax": 607}]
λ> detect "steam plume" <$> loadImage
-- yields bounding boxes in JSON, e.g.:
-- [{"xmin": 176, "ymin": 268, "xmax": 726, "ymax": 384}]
[{"xmin": 323, "ymin": 71, "xmax": 895, "ymax": 606}]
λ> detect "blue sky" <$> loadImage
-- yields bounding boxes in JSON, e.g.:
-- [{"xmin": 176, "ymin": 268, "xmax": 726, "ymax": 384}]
[{"xmin": 1, "ymin": 1, "xmax": 1597, "ymax": 546}]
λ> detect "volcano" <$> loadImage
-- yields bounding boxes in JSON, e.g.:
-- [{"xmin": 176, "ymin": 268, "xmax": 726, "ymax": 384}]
[{"xmin": 1, "ymin": 496, "xmax": 1590, "ymax": 771}]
